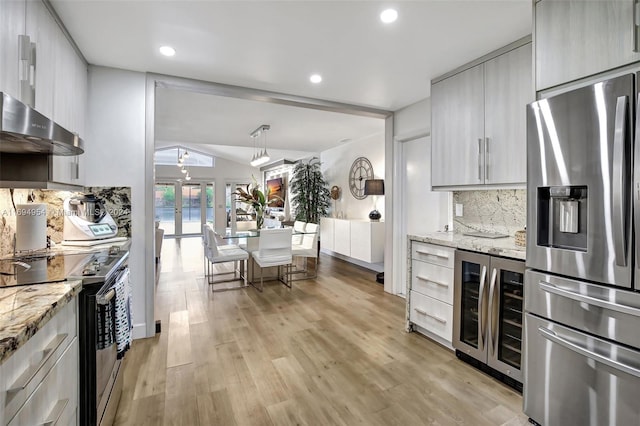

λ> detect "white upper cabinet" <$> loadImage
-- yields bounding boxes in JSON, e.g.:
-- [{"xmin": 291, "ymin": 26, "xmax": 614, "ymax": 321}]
[
  {"xmin": 536, "ymin": 0, "xmax": 640, "ymax": 90},
  {"xmin": 25, "ymin": 0, "xmax": 55, "ymax": 118},
  {"xmin": 484, "ymin": 43, "xmax": 533, "ymax": 185},
  {"xmin": 431, "ymin": 41, "xmax": 532, "ymax": 189},
  {"xmin": 0, "ymin": 0, "xmax": 25, "ymax": 99},
  {"xmin": 431, "ymin": 64, "xmax": 485, "ymax": 187}
]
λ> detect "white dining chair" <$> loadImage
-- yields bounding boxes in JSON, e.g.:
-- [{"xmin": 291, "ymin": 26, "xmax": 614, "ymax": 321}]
[
  {"xmin": 204, "ymin": 226, "xmax": 249, "ymax": 291},
  {"xmin": 291, "ymin": 220, "xmax": 307, "ymax": 245},
  {"xmin": 251, "ymin": 228, "xmax": 293, "ymax": 292},
  {"xmin": 290, "ymin": 222, "xmax": 319, "ymax": 280}
]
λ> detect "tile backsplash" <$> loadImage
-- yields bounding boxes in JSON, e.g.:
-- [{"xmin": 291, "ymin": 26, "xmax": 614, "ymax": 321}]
[
  {"xmin": 453, "ymin": 189, "xmax": 526, "ymax": 236},
  {"xmin": 0, "ymin": 187, "xmax": 131, "ymax": 257}
]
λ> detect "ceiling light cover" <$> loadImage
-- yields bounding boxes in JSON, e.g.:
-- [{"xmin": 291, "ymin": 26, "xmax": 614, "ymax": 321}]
[
  {"xmin": 310, "ymin": 74, "xmax": 322, "ymax": 84},
  {"xmin": 159, "ymin": 46, "xmax": 176, "ymax": 57},
  {"xmin": 380, "ymin": 9, "xmax": 398, "ymax": 23}
]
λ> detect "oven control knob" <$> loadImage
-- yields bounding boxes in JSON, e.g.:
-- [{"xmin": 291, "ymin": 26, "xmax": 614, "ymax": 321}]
[{"xmin": 82, "ymin": 267, "xmax": 97, "ymax": 276}]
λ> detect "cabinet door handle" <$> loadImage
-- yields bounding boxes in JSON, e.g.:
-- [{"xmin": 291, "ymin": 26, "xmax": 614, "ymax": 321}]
[
  {"xmin": 477, "ymin": 138, "xmax": 483, "ymax": 181},
  {"xmin": 634, "ymin": 0, "xmax": 640, "ymax": 52},
  {"xmin": 485, "ymin": 137, "xmax": 490, "ymax": 182},
  {"xmin": 416, "ymin": 275, "xmax": 449, "ymax": 287},
  {"xmin": 40, "ymin": 398, "xmax": 69, "ymax": 426},
  {"xmin": 414, "ymin": 308, "xmax": 447, "ymax": 324},
  {"xmin": 7, "ymin": 333, "xmax": 68, "ymax": 393},
  {"xmin": 415, "ymin": 250, "xmax": 449, "ymax": 259}
]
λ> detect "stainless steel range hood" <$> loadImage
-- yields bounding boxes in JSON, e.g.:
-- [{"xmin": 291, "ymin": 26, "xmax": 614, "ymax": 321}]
[
  {"xmin": 0, "ymin": 92, "xmax": 84, "ymax": 155},
  {"xmin": 0, "ymin": 92, "xmax": 85, "ymax": 189}
]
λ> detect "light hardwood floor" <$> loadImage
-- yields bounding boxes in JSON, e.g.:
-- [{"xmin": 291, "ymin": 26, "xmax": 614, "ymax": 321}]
[{"xmin": 114, "ymin": 237, "xmax": 528, "ymax": 425}]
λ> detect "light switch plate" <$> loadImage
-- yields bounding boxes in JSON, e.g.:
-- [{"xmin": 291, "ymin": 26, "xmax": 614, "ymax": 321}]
[{"xmin": 455, "ymin": 203, "xmax": 463, "ymax": 217}]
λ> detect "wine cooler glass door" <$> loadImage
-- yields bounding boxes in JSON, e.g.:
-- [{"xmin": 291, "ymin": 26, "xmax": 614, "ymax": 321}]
[
  {"xmin": 488, "ymin": 257, "xmax": 525, "ymax": 383},
  {"xmin": 454, "ymin": 251, "xmax": 490, "ymax": 361}
]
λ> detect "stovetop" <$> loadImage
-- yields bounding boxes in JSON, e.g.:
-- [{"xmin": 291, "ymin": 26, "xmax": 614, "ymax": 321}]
[{"xmin": 0, "ymin": 246, "xmax": 129, "ymax": 288}]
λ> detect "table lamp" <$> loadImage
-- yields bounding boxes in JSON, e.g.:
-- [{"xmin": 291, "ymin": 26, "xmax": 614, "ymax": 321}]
[{"xmin": 364, "ymin": 179, "xmax": 384, "ymax": 221}]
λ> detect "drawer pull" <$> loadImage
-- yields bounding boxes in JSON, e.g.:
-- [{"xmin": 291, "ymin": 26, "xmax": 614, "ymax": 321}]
[
  {"xmin": 40, "ymin": 398, "xmax": 69, "ymax": 426},
  {"xmin": 7, "ymin": 333, "xmax": 68, "ymax": 394},
  {"xmin": 415, "ymin": 275, "xmax": 449, "ymax": 287},
  {"xmin": 415, "ymin": 250, "xmax": 449, "ymax": 259},
  {"xmin": 414, "ymin": 308, "xmax": 447, "ymax": 324}
]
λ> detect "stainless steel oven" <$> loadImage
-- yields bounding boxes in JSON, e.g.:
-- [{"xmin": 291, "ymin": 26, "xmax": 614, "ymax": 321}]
[{"xmin": 74, "ymin": 251, "xmax": 130, "ymax": 426}]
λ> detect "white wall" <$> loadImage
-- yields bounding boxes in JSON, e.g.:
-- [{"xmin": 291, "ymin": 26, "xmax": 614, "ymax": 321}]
[
  {"xmin": 392, "ymin": 97, "xmax": 451, "ymax": 295},
  {"xmin": 156, "ymin": 158, "xmax": 259, "ymax": 232},
  {"xmin": 321, "ymin": 132, "xmax": 385, "ymax": 220},
  {"xmin": 86, "ymin": 66, "xmax": 150, "ymax": 338}
]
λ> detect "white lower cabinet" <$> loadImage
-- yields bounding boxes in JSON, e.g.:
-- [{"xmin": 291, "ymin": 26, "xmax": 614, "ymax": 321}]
[
  {"xmin": 0, "ymin": 298, "xmax": 78, "ymax": 425},
  {"xmin": 407, "ymin": 241, "xmax": 455, "ymax": 347},
  {"xmin": 8, "ymin": 340, "xmax": 78, "ymax": 426},
  {"xmin": 409, "ymin": 291, "xmax": 453, "ymax": 341}
]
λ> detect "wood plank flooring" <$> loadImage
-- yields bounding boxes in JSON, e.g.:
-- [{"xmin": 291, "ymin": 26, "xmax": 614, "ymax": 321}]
[{"xmin": 114, "ymin": 237, "xmax": 528, "ymax": 425}]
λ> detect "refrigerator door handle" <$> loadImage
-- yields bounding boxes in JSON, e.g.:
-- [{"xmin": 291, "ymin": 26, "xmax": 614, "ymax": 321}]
[
  {"xmin": 478, "ymin": 265, "xmax": 488, "ymax": 350},
  {"xmin": 634, "ymin": 93, "xmax": 640, "ymax": 271},
  {"xmin": 487, "ymin": 268, "xmax": 498, "ymax": 356},
  {"xmin": 539, "ymin": 281, "xmax": 640, "ymax": 317},
  {"xmin": 613, "ymin": 95, "xmax": 628, "ymax": 267},
  {"xmin": 538, "ymin": 327, "xmax": 640, "ymax": 378}
]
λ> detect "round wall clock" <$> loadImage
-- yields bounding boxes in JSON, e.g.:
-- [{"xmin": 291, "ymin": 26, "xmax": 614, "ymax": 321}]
[{"xmin": 349, "ymin": 157, "xmax": 374, "ymax": 200}]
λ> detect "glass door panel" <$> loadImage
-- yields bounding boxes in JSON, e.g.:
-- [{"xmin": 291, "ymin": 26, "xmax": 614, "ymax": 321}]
[
  {"xmin": 460, "ymin": 261, "xmax": 481, "ymax": 348},
  {"xmin": 181, "ymin": 184, "xmax": 202, "ymax": 235},
  {"xmin": 206, "ymin": 183, "xmax": 214, "ymax": 225},
  {"xmin": 497, "ymin": 269, "xmax": 524, "ymax": 369},
  {"xmin": 154, "ymin": 183, "xmax": 176, "ymax": 236}
]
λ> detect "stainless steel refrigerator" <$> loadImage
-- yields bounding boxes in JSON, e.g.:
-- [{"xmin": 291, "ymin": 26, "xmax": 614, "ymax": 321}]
[{"xmin": 525, "ymin": 73, "xmax": 640, "ymax": 425}]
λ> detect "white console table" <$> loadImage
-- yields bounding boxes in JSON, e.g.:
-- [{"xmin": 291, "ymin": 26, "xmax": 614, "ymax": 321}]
[{"xmin": 320, "ymin": 218, "xmax": 384, "ymax": 264}]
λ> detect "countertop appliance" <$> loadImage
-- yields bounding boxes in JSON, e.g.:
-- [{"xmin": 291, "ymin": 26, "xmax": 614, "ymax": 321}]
[
  {"xmin": 525, "ymin": 73, "xmax": 640, "ymax": 425},
  {"xmin": 453, "ymin": 250, "xmax": 524, "ymax": 391},
  {"xmin": 63, "ymin": 194, "xmax": 118, "ymax": 241}
]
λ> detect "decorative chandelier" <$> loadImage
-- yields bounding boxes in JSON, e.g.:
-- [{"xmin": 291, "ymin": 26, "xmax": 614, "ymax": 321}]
[
  {"xmin": 176, "ymin": 147, "xmax": 191, "ymax": 180},
  {"xmin": 250, "ymin": 124, "xmax": 270, "ymax": 167}
]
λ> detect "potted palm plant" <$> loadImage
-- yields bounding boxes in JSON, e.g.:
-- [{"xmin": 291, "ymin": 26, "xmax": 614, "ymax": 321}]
[
  {"xmin": 233, "ymin": 176, "xmax": 282, "ymax": 229},
  {"xmin": 289, "ymin": 157, "xmax": 330, "ymax": 223}
]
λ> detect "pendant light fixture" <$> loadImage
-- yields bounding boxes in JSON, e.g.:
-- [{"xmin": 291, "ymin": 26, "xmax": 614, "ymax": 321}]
[{"xmin": 249, "ymin": 124, "xmax": 271, "ymax": 167}]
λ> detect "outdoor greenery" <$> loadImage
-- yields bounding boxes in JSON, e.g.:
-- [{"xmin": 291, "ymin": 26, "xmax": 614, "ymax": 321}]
[{"xmin": 290, "ymin": 157, "xmax": 330, "ymax": 224}]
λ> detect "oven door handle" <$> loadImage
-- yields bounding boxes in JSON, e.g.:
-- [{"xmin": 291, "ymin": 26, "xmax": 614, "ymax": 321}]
[
  {"xmin": 539, "ymin": 327, "xmax": 640, "ymax": 378},
  {"xmin": 97, "ymin": 289, "xmax": 116, "ymax": 305}
]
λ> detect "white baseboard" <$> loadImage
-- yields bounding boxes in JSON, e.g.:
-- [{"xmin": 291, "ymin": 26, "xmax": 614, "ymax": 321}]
[
  {"xmin": 132, "ymin": 323, "xmax": 149, "ymax": 339},
  {"xmin": 320, "ymin": 249, "xmax": 384, "ymax": 273}
]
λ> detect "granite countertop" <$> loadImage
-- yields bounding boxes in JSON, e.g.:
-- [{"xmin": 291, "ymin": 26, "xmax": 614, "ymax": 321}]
[
  {"xmin": 0, "ymin": 280, "xmax": 82, "ymax": 364},
  {"xmin": 409, "ymin": 231, "xmax": 526, "ymax": 261}
]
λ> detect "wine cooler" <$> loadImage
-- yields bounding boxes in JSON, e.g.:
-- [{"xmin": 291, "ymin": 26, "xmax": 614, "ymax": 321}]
[{"xmin": 453, "ymin": 250, "xmax": 525, "ymax": 386}]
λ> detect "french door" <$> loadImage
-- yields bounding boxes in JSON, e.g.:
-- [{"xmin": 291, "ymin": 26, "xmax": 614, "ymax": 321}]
[{"xmin": 155, "ymin": 181, "xmax": 215, "ymax": 236}]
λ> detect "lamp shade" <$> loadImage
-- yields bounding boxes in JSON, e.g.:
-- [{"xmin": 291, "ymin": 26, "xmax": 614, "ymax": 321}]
[{"xmin": 364, "ymin": 179, "xmax": 385, "ymax": 196}]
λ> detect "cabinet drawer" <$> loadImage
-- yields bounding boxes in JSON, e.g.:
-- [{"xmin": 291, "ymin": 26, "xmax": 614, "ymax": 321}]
[
  {"xmin": 409, "ymin": 291, "xmax": 453, "ymax": 342},
  {"xmin": 2, "ymin": 299, "xmax": 77, "ymax": 421},
  {"xmin": 8, "ymin": 338, "xmax": 78, "ymax": 426},
  {"xmin": 411, "ymin": 260, "xmax": 454, "ymax": 304},
  {"xmin": 411, "ymin": 242, "xmax": 455, "ymax": 268}
]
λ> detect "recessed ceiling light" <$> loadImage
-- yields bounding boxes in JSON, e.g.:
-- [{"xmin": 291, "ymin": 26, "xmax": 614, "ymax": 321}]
[
  {"xmin": 310, "ymin": 74, "xmax": 322, "ymax": 84},
  {"xmin": 380, "ymin": 8, "xmax": 398, "ymax": 24},
  {"xmin": 159, "ymin": 46, "xmax": 176, "ymax": 57}
]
